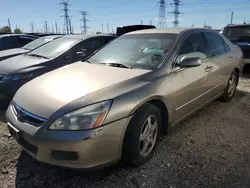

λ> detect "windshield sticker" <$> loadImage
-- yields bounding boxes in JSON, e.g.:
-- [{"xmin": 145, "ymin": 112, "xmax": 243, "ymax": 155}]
[{"xmin": 141, "ymin": 48, "xmax": 164, "ymax": 54}]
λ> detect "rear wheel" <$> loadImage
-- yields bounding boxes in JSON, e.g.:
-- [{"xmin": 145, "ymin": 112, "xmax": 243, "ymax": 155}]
[
  {"xmin": 122, "ymin": 103, "xmax": 161, "ymax": 166},
  {"xmin": 220, "ymin": 70, "xmax": 238, "ymax": 102}
]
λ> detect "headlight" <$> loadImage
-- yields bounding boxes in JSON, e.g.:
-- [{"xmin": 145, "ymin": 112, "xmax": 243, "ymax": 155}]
[
  {"xmin": 49, "ymin": 100, "xmax": 112, "ymax": 131},
  {"xmin": 3, "ymin": 73, "xmax": 36, "ymax": 81}
]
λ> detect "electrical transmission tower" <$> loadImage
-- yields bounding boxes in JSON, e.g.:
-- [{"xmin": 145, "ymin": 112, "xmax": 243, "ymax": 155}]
[
  {"xmin": 157, "ymin": 0, "xmax": 166, "ymax": 28},
  {"xmin": 60, "ymin": 0, "xmax": 70, "ymax": 34},
  {"xmin": 169, "ymin": 0, "xmax": 183, "ymax": 27},
  {"xmin": 30, "ymin": 22, "xmax": 34, "ymax": 33},
  {"xmin": 80, "ymin": 11, "xmax": 89, "ymax": 34},
  {"xmin": 44, "ymin": 21, "xmax": 48, "ymax": 33}
]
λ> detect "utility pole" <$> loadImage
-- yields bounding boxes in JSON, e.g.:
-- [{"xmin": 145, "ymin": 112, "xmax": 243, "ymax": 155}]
[
  {"xmin": 102, "ymin": 23, "xmax": 103, "ymax": 33},
  {"xmin": 169, "ymin": 0, "xmax": 183, "ymax": 27},
  {"xmin": 30, "ymin": 22, "xmax": 34, "ymax": 33},
  {"xmin": 141, "ymin": 20, "xmax": 143, "ymax": 25},
  {"xmin": 55, "ymin": 21, "xmax": 58, "ymax": 33},
  {"xmin": 230, "ymin": 11, "xmax": 234, "ymax": 24},
  {"xmin": 80, "ymin": 11, "xmax": 89, "ymax": 34},
  {"xmin": 150, "ymin": 19, "xmax": 152, "ymax": 25},
  {"xmin": 157, "ymin": 0, "xmax": 166, "ymax": 28},
  {"xmin": 8, "ymin": 18, "xmax": 11, "ymax": 32},
  {"xmin": 60, "ymin": 0, "xmax": 70, "ymax": 34},
  {"xmin": 52, "ymin": 26, "xmax": 54, "ymax": 33},
  {"xmin": 203, "ymin": 20, "xmax": 206, "ymax": 28},
  {"xmin": 107, "ymin": 23, "xmax": 109, "ymax": 33}
]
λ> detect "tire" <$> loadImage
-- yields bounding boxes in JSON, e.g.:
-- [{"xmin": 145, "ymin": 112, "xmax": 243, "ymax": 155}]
[
  {"xmin": 220, "ymin": 70, "xmax": 239, "ymax": 102},
  {"xmin": 122, "ymin": 103, "xmax": 161, "ymax": 166}
]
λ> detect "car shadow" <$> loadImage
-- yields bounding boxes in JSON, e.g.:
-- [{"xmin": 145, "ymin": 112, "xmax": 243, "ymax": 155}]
[
  {"xmin": 0, "ymin": 109, "xmax": 6, "ymax": 123},
  {"xmin": 15, "ymin": 151, "xmax": 132, "ymax": 188}
]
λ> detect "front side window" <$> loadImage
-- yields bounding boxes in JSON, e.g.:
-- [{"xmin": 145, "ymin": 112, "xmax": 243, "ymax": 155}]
[
  {"xmin": 177, "ymin": 32, "xmax": 208, "ymax": 63},
  {"xmin": 204, "ymin": 32, "xmax": 226, "ymax": 57},
  {"xmin": 27, "ymin": 37, "xmax": 80, "ymax": 59},
  {"xmin": 89, "ymin": 34, "xmax": 177, "ymax": 70}
]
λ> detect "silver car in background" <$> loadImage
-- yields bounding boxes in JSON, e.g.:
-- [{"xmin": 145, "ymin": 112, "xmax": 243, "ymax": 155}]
[{"xmin": 6, "ymin": 28, "xmax": 244, "ymax": 169}]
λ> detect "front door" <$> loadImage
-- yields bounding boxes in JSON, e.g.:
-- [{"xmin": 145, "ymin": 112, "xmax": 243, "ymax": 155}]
[{"xmin": 170, "ymin": 32, "xmax": 211, "ymax": 123}]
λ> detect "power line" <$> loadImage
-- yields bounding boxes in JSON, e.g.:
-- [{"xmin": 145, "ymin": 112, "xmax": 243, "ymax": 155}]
[
  {"xmin": 80, "ymin": 11, "xmax": 89, "ymax": 34},
  {"xmin": 60, "ymin": 0, "xmax": 70, "ymax": 34},
  {"xmin": 157, "ymin": 0, "xmax": 166, "ymax": 28},
  {"xmin": 169, "ymin": 0, "xmax": 183, "ymax": 27}
]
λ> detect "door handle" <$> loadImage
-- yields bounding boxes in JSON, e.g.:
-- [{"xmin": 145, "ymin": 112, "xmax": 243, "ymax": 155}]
[
  {"xmin": 205, "ymin": 65, "xmax": 213, "ymax": 72},
  {"xmin": 228, "ymin": 56, "xmax": 233, "ymax": 61}
]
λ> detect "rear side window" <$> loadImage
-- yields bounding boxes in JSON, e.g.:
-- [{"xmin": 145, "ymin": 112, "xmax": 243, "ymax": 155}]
[
  {"xmin": 204, "ymin": 32, "xmax": 226, "ymax": 57},
  {"xmin": 177, "ymin": 32, "xmax": 208, "ymax": 62}
]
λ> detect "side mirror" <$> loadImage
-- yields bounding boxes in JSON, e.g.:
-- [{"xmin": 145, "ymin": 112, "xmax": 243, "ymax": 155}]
[{"xmin": 179, "ymin": 56, "xmax": 201, "ymax": 68}]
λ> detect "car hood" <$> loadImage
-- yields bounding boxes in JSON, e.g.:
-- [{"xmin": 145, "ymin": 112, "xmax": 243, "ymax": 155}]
[
  {"xmin": 14, "ymin": 62, "xmax": 150, "ymax": 118},
  {"xmin": 0, "ymin": 54, "xmax": 48, "ymax": 74},
  {"xmin": 0, "ymin": 48, "xmax": 28, "ymax": 58}
]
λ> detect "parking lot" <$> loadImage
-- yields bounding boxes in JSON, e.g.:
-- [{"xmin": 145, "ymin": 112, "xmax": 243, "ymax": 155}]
[{"xmin": 0, "ymin": 67, "xmax": 249, "ymax": 188}]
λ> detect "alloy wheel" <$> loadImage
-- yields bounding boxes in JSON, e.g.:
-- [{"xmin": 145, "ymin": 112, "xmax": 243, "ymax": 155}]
[
  {"xmin": 139, "ymin": 115, "xmax": 158, "ymax": 157},
  {"xmin": 228, "ymin": 73, "xmax": 237, "ymax": 97}
]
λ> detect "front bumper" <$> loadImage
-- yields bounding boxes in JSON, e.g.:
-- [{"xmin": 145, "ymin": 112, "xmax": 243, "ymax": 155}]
[{"xmin": 6, "ymin": 104, "xmax": 132, "ymax": 169}]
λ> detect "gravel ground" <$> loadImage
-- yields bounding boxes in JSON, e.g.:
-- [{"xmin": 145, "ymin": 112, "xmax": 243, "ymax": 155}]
[{"xmin": 0, "ymin": 67, "xmax": 250, "ymax": 188}]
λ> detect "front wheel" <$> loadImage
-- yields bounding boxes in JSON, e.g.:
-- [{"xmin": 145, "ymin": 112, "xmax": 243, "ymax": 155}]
[
  {"xmin": 122, "ymin": 103, "xmax": 161, "ymax": 166},
  {"xmin": 220, "ymin": 70, "xmax": 238, "ymax": 102}
]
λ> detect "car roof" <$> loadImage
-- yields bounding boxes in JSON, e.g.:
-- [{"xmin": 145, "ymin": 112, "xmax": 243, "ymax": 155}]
[
  {"xmin": 125, "ymin": 27, "xmax": 214, "ymax": 35},
  {"xmin": 0, "ymin": 34, "xmax": 38, "ymax": 38},
  {"xmin": 39, "ymin": 35, "xmax": 63, "ymax": 39},
  {"xmin": 224, "ymin": 24, "xmax": 250, "ymax": 28},
  {"xmin": 61, "ymin": 34, "xmax": 116, "ymax": 40}
]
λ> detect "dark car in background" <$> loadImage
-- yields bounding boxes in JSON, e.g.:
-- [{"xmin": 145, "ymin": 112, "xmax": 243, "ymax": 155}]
[
  {"xmin": 0, "ymin": 35, "xmax": 62, "ymax": 61},
  {"xmin": 116, "ymin": 25, "xmax": 156, "ymax": 36},
  {"xmin": 0, "ymin": 34, "xmax": 116, "ymax": 104},
  {"xmin": 0, "ymin": 34, "xmax": 38, "ymax": 51},
  {"xmin": 222, "ymin": 24, "xmax": 250, "ymax": 65}
]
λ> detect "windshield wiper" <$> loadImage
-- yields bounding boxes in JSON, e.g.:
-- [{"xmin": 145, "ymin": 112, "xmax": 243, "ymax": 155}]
[
  {"xmin": 27, "ymin": 54, "xmax": 49, "ymax": 59},
  {"xmin": 104, "ymin": 63, "xmax": 132, "ymax": 69}
]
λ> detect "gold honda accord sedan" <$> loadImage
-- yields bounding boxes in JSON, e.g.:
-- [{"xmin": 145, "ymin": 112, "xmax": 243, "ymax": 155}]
[{"xmin": 6, "ymin": 28, "xmax": 244, "ymax": 169}]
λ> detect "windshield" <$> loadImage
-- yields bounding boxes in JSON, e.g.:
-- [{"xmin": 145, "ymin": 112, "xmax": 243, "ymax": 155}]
[
  {"xmin": 223, "ymin": 26, "xmax": 250, "ymax": 40},
  {"xmin": 89, "ymin": 34, "xmax": 177, "ymax": 70},
  {"xmin": 22, "ymin": 37, "xmax": 54, "ymax": 50},
  {"xmin": 27, "ymin": 37, "xmax": 80, "ymax": 59}
]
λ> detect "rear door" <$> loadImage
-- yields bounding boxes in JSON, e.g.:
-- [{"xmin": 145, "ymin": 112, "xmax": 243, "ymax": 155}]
[
  {"xmin": 203, "ymin": 31, "xmax": 233, "ymax": 98},
  {"xmin": 170, "ymin": 32, "xmax": 211, "ymax": 122}
]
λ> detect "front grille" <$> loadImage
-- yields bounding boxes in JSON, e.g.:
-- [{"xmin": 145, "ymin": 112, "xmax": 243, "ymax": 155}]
[
  {"xmin": 12, "ymin": 102, "xmax": 47, "ymax": 127},
  {"xmin": 0, "ymin": 74, "xmax": 5, "ymax": 82}
]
